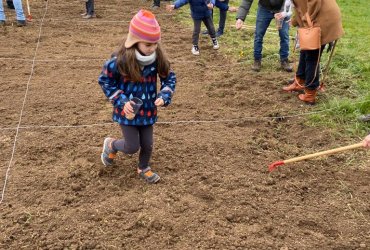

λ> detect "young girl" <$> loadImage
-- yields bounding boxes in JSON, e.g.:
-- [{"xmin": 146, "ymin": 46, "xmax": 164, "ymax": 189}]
[
  {"xmin": 98, "ymin": 10, "xmax": 176, "ymax": 184},
  {"xmin": 166, "ymin": 0, "xmax": 220, "ymax": 55}
]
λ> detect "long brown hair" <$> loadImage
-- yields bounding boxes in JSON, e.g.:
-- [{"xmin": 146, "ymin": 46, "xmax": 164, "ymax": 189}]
[{"xmin": 116, "ymin": 42, "xmax": 170, "ymax": 82}]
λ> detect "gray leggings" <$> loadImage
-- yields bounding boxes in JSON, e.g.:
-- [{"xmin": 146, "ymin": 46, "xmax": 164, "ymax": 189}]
[{"xmin": 112, "ymin": 125, "xmax": 153, "ymax": 170}]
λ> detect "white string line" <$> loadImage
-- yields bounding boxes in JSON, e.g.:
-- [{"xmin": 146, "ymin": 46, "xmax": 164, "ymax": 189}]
[
  {"xmin": 0, "ymin": 57, "xmax": 245, "ymax": 68},
  {"xmin": 0, "ymin": 1, "xmax": 49, "ymax": 205},
  {"xmin": 0, "ymin": 99, "xmax": 369, "ymax": 131}
]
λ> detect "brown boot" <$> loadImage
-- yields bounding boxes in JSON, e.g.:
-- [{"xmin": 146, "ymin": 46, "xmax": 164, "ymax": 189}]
[
  {"xmin": 282, "ymin": 76, "xmax": 305, "ymax": 92},
  {"xmin": 298, "ymin": 88, "xmax": 317, "ymax": 104},
  {"xmin": 252, "ymin": 60, "xmax": 261, "ymax": 72}
]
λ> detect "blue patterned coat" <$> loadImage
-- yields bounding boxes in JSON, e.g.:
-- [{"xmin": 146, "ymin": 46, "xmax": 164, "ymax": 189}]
[
  {"xmin": 174, "ymin": 0, "xmax": 216, "ymax": 20},
  {"xmin": 98, "ymin": 57, "xmax": 176, "ymax": 126}
]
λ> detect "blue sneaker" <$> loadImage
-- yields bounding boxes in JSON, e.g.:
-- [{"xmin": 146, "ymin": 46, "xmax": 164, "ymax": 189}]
[
  {"xmin": 138, "ymin": 167, "xmax": 160, "ymax": 184},
  {"xmin": 201, "ymin": 29, "xmax": 209, "ymax": 35},
  {"xmin": 216, "ymin": 30, "xmax": 224, "ymax": 37},
  {"xmin": 101, "ymin": 137, "xmax": 117, "ymax": 166}
]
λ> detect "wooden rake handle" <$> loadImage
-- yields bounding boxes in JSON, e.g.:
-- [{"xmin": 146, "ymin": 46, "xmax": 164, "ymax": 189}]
[{"xmin": 269, "ymin": 142, "xmax": 363, "ymax": 172}]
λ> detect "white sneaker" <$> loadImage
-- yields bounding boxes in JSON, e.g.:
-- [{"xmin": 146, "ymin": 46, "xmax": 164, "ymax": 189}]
[
  {"xmin": 191, "ymin": 45, "xmax": 200, "ymax": 56},
  {"xmin": 212, "ymin": 39, "xmax": 219, "ymax": 50}
]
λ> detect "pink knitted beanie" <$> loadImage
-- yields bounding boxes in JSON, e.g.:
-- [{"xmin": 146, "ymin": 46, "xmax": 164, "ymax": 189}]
[{"xmin": 125, "ymin": 10, "xmax": 161, "ymax": 48}]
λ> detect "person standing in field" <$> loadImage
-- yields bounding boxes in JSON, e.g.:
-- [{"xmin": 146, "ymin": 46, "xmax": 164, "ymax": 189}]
[
  {"xmin": 282, "ymin": 0, "xmax": 344, "ymax": 104},
  {"xmin": 98, "ymin": 10, "xmax": 176, "ymax": 183},
  {"xmin": 235, "ymin": 0, "xmax": 293, "ymax": 72}
]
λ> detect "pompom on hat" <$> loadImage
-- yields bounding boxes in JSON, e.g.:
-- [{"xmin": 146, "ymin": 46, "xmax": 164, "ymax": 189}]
[{"xmin": 125, "ymin": 10, "xmax": 161, "ymax": 48}]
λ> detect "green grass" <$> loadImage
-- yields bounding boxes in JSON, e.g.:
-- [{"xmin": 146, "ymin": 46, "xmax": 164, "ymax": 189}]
[{"xmin": 172, "ymin": 0, "xmax": 370, "ymax": 136}]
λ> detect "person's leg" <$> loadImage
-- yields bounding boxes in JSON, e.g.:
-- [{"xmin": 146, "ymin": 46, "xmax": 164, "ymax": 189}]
[
  {"xmin": 254, "ymin": 6, "xmax": 273, "ymax": 61},
  {"xmin": 113, "ymin": 125, "xmax": 141, "ymax": 155},
  {"xmin": 298, "ymin": 45, "xmax": 325, "ymax": 104},
  {"xmin": 0, "ymin": 0, "xmax": 6, "ymax": 22},
  {"xmin": 192, "ymin": 19, "xmax": 202, "ymax": 46},
  {"xmin": 282, "ymin": 50, "xmax": 305, "ymax": 91},
  {"xmin": 101, "ymin": 125, "xmax": 140, "ymax": 167},
  {"xmin": 203, "ymin": 16, "xmax": 216, "ymax": 39},
  {"xmin": 217, "ymin": 0, "xmax": 228, "ymax": 34},
  {"xmin": 137, "ymin": 126, "xmax": 153, "ymax": 170},
  {"xmin": 304, "ymin": 49, "xmax": 321, "ymax": 90},
  {"xmin": 204, "ymin": 16, "xmax": 219, "ymax": 49},
  {"xmin": 202, "ymin": 9, "xmax": 213, "ymax": 35},
  {"xmin": 137, "ymin": 125, "xmax": 159, "ymax": 183},
  {"xmin": 278, "ymin": 17, "xmax": 290, "ymax": 61},
  {"xmin": 296, "ymin": 50, "xmax": 306, "ymax": 79},
  {"xmin": 278, "ymin": 16, "xmax": 292, "ymax": 71},
  {"xmin": 86, "ymin": 0, "xmax": 94, "ymax": 15},
  {"xmin": 12, "ymin": 0, "xmax": 25, "ymax": 21}
]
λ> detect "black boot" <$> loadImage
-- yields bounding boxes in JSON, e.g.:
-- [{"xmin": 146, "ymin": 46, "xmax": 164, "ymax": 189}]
[{"xmin": 281, "ymin": 58, "xmax": 293, "ymax": 72}]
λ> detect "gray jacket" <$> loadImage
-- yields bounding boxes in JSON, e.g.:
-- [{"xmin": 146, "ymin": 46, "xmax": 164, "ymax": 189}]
[{"xmin": 236, "ymin": 0, "xmax": 284, "ymax": 21}]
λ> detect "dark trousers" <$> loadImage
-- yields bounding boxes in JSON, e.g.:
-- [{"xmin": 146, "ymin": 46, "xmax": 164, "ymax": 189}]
[
  {"xmin": 193, "ymin": 17, "xmax": 216, "ymax": 45},
  {"xmin": 86, "ymin": 0, "xmax": 94, "ymax": 15},
  {"xmin": 112, "ymin": 125, "xmax": 153, "ymax": 170},
  {"xmin": 211, "ymin": 0, "xmax": 228, "ymax": 33},
  {"xmin": 296, "ymin": 45, "xmax": 326, "ymax": 90},
  {"xmin": 153, "ymin": 0, "xmax": 160, "ymax": 7},
  {"xmin": 218, "ymin": 3, "xmax": 228, "ymax": 33}
]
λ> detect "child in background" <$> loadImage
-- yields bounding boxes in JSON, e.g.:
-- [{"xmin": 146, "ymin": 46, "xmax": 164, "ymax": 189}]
[
  {"xmin": 81, "ymin": 0, "xmax": 95, "ymax": 19},
  {"xmin": 98, "ymin": 10, "xmax": 176, "ymax": 184},
  {"xmin": 202, "ymin": 0, "xmax": 238, "ymax": 37},
  {"xmin": 166, "ymin": 0, "xmax": 220, "ymax": 56}
]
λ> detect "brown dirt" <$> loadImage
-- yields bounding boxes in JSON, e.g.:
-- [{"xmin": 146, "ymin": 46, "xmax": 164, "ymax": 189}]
[{"xmin": 0, "ymin": 0, "xmax": 369, "ymax": 249}]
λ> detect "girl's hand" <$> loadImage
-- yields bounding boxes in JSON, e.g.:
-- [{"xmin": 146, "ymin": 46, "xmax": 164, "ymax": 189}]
[
  {"xmin": 123, "ymin": 101, "xmax": 134, "ymax": 115},
  {"xmin": 235, "ymin": 19, "xmax": 244, "ymax": 30},
  {"xmin": 363, "ymin": 134, "xmax": 370, "ymax": 148},
  {"xmin": 166, "ymin": 5, "xmax": 175, "ymax": 11},
  {"xmin": 207, "ymin": 3, "xmax": 214, "ymax": 9},
  {"xmin": 154, "ymin": 98, "xmax": 164, "ymax": 107}
]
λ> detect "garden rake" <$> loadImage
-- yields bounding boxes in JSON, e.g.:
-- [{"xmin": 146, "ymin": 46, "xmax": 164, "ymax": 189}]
[
  {"xmin": 268, "ymin": 142, "xmax": 363, "ymax": 172},
  {"xmin": 318, "ymin": 39, "xmax": 338, "ymax": 92},
  {"xmin": 26, "ymin": 0, "xmax": 32, "ymax": 22}
]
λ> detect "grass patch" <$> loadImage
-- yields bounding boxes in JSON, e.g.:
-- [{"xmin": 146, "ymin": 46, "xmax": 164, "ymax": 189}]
[{"xmin": 170, "ymin": 0, "xmax": 370, "ymax": 136}]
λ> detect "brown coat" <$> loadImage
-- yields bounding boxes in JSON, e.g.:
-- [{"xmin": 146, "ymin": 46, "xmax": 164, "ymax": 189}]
[{"xmin": 292, "ymin": 0, "xmax": 344, "ymax": 45}]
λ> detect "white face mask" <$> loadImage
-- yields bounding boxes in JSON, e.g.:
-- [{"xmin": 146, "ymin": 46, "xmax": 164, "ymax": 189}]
[{"xmin": 135, "ymin": 50, "xmax": 157, "ymax": 66}]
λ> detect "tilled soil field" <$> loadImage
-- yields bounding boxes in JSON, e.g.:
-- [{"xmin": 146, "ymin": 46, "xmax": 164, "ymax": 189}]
[{"xmin": 0, "ymin": 0, "xmax": 369, "ymax": 249}]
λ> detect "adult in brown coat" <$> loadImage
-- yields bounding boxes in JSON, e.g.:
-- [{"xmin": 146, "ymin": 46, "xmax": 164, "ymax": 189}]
[{"xmin": 282, "ymin": 0, "xmax": 344, "ymax": 104}]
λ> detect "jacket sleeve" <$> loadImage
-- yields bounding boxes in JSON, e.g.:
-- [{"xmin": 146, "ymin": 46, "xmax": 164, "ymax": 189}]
[
  {"xmin": 157, "ymin": 69, "xmax": 176, "ymax": 106},
  {"xmin": 307, "ymin": 0, "xmax": 321, "ymax": 23},
  {"xmin": 174, "ymin": 0, "xmax": 189, "ymax": 9},
  {"xmin": 215, "ymin": 0, "xmax": 229, "ymax": 11},
  {"xmin": 236, "ymin": 0, "xmax": 254, "ymax": 21},
  {"xmin": 98, "ymin": 58, "xmax": 129, "ymax": 109}
]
